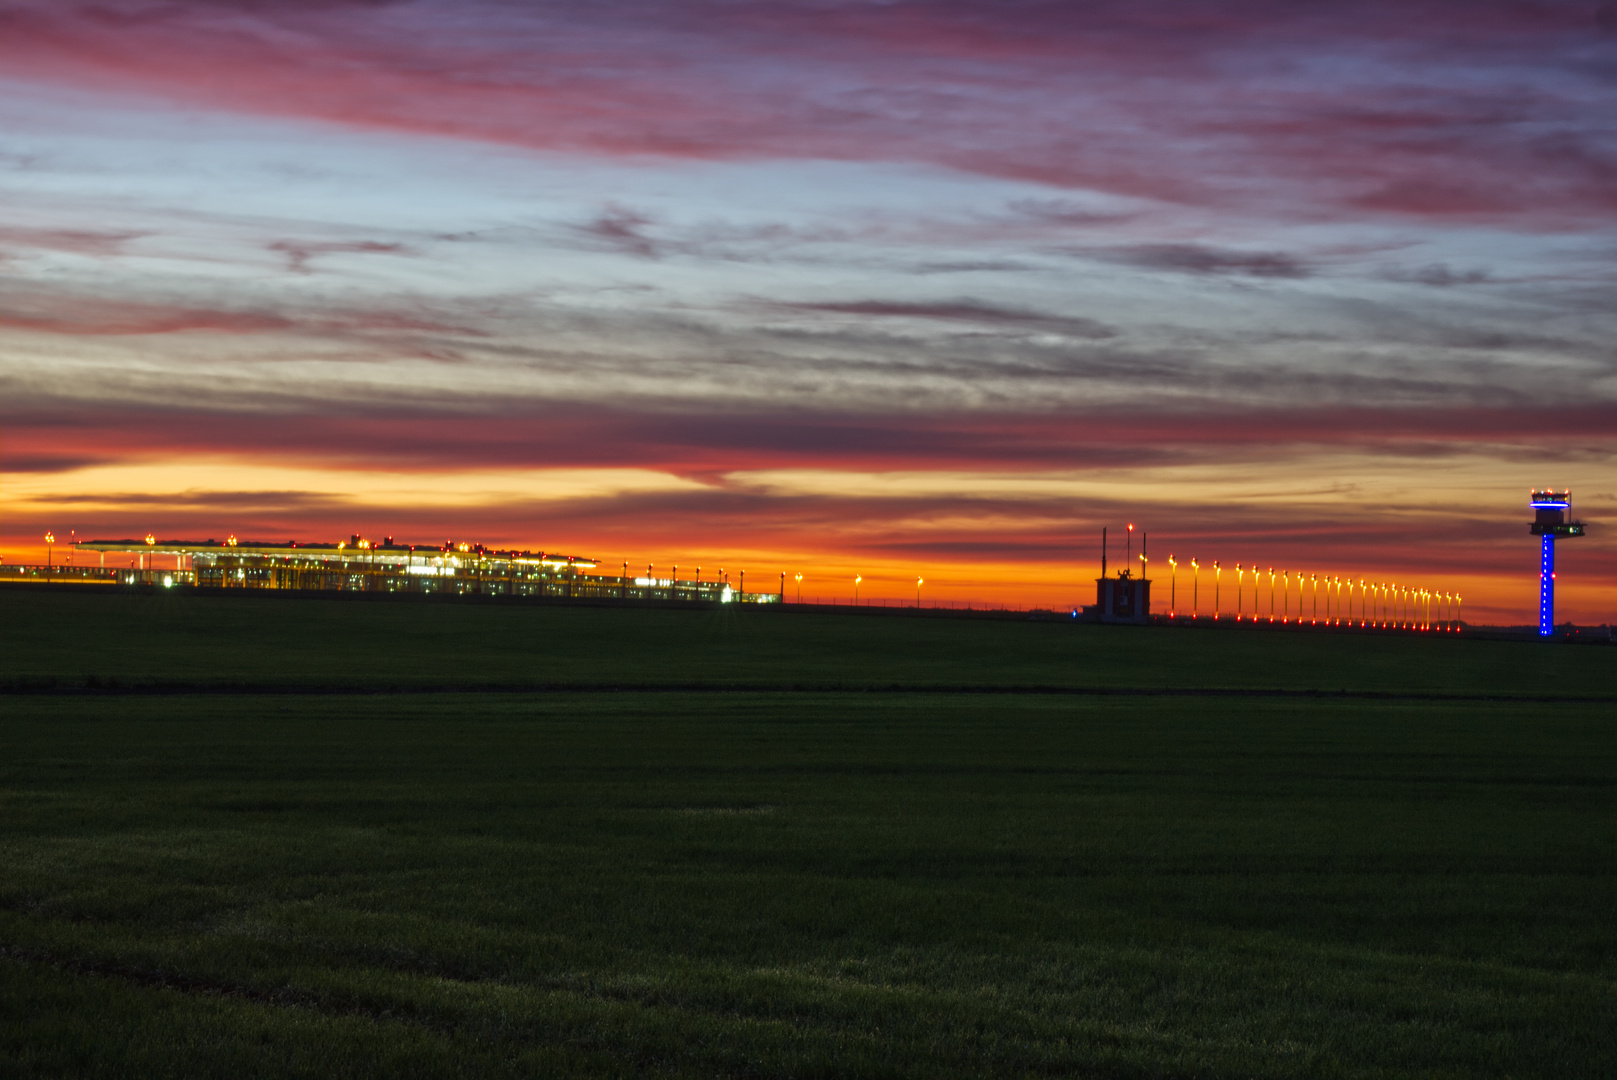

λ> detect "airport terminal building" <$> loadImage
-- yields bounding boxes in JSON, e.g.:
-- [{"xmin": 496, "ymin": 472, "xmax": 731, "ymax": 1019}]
[{"xmin": 57, "ymin": 537, "xmax": 777, "ymax": 604}]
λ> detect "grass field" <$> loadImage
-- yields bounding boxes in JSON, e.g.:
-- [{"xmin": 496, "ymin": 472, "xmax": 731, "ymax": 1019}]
[{"xmin": 2, "ymin": 589, "xmax": 1613, "ymax": 1077}]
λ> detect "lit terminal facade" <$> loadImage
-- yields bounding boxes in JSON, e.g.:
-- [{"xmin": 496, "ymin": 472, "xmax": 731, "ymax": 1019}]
[{"xmin": 67, "ymin": 537, "xmax": 778, "ymax": 603}]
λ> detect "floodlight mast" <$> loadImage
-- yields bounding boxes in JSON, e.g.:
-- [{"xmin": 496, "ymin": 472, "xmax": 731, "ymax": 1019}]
[{"xmin": 1529, "ymin": 489, "xmax": 1586, "ymax": 637}]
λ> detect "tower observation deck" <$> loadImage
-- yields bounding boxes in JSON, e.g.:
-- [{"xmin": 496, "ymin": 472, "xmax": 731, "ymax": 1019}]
[{"xmin": 1529, "ymin": 490, "xmax": 1585, "ymax": 637}]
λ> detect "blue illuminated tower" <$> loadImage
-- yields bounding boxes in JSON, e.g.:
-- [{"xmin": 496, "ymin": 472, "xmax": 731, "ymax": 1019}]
[{"xmin": 1529, "ymin": 490, "xmax": 1585, "ymax": 637}]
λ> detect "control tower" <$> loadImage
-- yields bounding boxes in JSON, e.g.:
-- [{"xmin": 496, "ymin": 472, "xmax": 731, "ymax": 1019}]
[{"xmin": 1529, "ymin": 490, "xmax": 1585, "ymax": 637}]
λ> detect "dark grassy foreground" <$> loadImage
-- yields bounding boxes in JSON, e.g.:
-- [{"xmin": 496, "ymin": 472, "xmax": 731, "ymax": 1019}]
[
  {"xmin": 1, "ymin": 590, "xmax": 1614, "ymax": 1078},
  {"xmin": 2, "ymin": 587, "xmax": 1613, "ymax": 696}
]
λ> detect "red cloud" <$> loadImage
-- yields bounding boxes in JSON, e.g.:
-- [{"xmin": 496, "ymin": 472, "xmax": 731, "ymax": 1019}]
[
  {"xmin": 5, "ymin": 2, "xmax": 1613, "ymax": 225},
  {"xmin": 1, "ymin": 294, "xmax": 481, "ymax": 338},
  {"xmin": 0, "ymin": 227, "xmax": 146, "ymax": 257},
  {"xmin": 7, "ymin": 402, "xmax": 1614, "ymax": 476},
  {"xmin": 267, "ymin": 240, "xmax": 412, "ymax": 274}
]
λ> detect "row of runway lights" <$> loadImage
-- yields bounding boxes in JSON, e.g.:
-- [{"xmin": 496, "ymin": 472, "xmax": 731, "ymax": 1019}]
[{"xmin": 1153, "ymin": 556, "xmax": 1461, "ymax": 631}]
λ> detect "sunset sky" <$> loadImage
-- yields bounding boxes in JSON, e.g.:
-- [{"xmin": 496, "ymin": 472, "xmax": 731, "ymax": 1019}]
[{"xmin": 4, "ymin": 1, "xmax": 1614, "ymax": 622}]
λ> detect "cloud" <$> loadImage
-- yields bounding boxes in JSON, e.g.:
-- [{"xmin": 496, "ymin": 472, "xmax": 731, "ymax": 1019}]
[
  {"xmin": 1005, "ymin": 199, "xmax": 1137, "ymax": 228},
  {"xmin": 7, "ymin": 403, "xmax": 1614, "ymax": 483},
  {"xmin": 1083, "ymin": 244, "xmax": 1312, "ymax": 278},
  {"xmin": 910, "ymin": 260, "xmax": 1036, "ymax": 275},
  {"xmin": 1382, "ymin": 263, "xmax": 1493, "ymax": 287},
  {"xmin": 0, "ymin": 227, "xmax": 146, "ymax": 257},
  {"xmin": 0, "ymin": 291, "xmax": 482, "ymax": 338},
  {"xmin": 0, "ymin": 453, "xmax": 116, "ymax": 474},
  {"xmin": 26, "ymin": 489, "xmax": 351, "ymax": 512},
  {"xmin": 570, "ymin": 206, "xmax": 661, "ymax": 259},
  {"xmin": 267, "ymin": 239, "xmax": 412, "ymax": 274},
  {"xmin": 767, "ymin": 299, "xmax": 1117, "ymax": 338},
  {"xmin": 6, "ymin": 2, "xmax": 1615, "ymax": 225}
]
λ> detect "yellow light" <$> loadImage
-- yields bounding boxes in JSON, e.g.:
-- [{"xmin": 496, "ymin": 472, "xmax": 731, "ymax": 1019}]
[
  {"xmin": 145, "ymin": 534, "xmax": 155, "ymax": 546},
  {"xmin": 44, "ymin": 532, "xmax": 54, "ymax": 543}
]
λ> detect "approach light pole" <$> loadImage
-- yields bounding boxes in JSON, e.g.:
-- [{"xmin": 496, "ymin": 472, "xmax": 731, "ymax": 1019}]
[
  {"xmin": 1167, "ymin": 555, "xmax": 1177, "ymax": 616},
  {"xmin": 795, "ymin": 572, "xmax": 803, "ymax": 603},
  {"xmin": 916, "ymin": 576, "xmax": 923, "ymax": 608},
  {"xmin": 1190, "ymin": 558, "xmax": 1199, "ymax": 618},
  {"xmin": 44, "ymin": 532, "xmax": 54, "ymax": 582},
  {"xmin": 1213, "ymin": 561, "xmax": 1221, "ymax": 620},
  {"xmin": 1236, "ymin": 564, "xmax": 1244, "ymax": 622},
  {"xmin": 1268, "ymin": 567, "xmax": 1276, "ymax": 621},
  {"xmin": 145, "ymin": 533, "xmax": 155, "ymax": 585},
  {"xmin": 854, "ymin": 574, "xmax": 862, "ymax": 605}
]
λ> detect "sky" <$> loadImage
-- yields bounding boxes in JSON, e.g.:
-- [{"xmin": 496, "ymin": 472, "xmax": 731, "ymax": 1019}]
[{"xmin": 3, "ymin": 0, "xmax": 1615, "ymax": 622}]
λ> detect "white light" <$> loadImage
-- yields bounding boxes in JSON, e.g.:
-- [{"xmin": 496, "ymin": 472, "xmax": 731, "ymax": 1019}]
[{"xmin": 163, "ymin": 575, "xmax": 173, "ymax": 587}]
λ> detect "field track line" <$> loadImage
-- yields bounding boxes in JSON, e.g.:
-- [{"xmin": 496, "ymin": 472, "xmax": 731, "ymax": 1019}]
[{"xmin": 2, "ymin": 680, "xmax": 1611, "ymax": 703}]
